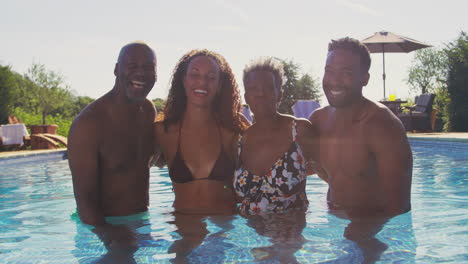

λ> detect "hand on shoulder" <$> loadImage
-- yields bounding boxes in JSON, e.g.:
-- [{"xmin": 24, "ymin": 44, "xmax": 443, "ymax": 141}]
[
  {"xmin": 292, "ymin": 116, "xmax": 320, "ymax": 175},
  {"xmin": 294, "ymin": 117, "xmax": 317, "ymax": 140},
  {"xmin": 308, "ymin": 106, "xmax": 330, "ymax": 126}
]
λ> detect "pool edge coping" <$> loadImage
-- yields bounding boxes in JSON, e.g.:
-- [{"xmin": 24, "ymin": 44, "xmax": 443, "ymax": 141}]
[
  {"xmin": 0, "ymin": 148, "xmax": 67, "ymax": 161},
  {"xmin": 1, "ymin": 134, "xmax": 467, "ymax": 161},
  {"xmin": 408, "ymin": 136, "xmax": 468, "ymax": 143}
]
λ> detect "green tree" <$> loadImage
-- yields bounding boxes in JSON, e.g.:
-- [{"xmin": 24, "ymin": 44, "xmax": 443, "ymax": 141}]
[
  {"xmin": 278, "ymin": 59, "xmax": 321, "ymax": 114},
  {"xmin": 445, "ymin": 31, "xmax": 468, "ymax": 132},
  {"xmin": 152, "ymin": 98, "xmax": 166, "ymax": 112},
  {"xmin": 0, "ymin": 65, "xmax": 17, "ymax": 123},
  {"xmin": 433, "ymin": 88, "xmax": 451, "ymax": 131},
  {"xmin": 406, "ymin": 47, "xmax": 452, "ymax": 131},
  {"xmin": 406, "ymin": 48, "xmax": 448, "ymax": 95},
  {"xmin": 24, "ymin": 63, "xmax": 71, "ymax": 125},
  {"xmin": 297, "ymin": 74, "xmax": 321, "ymax": 100},
  {"xmin": 71, "ymin": 96, "xmax": 94, "ymax": 117},
  {"xmin": 1, "ymin": 62, "xmax": 91, "ymax": 137},
  {"xmin": 0, "ymin": 65, "xmax": 32, "ymax": 123},
  {"xmin": 52, "ymin": 95, "xmax": 94, "ymax": 119}
]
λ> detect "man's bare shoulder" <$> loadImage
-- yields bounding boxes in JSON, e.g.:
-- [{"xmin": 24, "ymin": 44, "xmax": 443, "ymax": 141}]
[
  {"xmin": 276, "ymin": 114, "xmax": 315, "ymax": 137},
  {"xmin": 365, "ymin": 100, "xmax": 404, "ymax": 129},
  {"xmin": 71, "ymin": 97, "xmax": 110, "ymax": 129},
  {"xmin": 309, "ymin": 105, "xmax": 332, "ymax": 124},
  {"xmin": 363, "ymin": 100, "xmax": 407, "ymax": 142},
  {"xmin": 142, "ymin": 98, "xmax": 157, "ymax": 120},
  {"xmin": 292, "ymin": 116, "xmax": 314, "ymax": 132},
  {"xmin": 67, "ymin": 98, "xmax": 111, "ymax": 152},
  {"xmin": 294, "ymin": 117, "xmax": 312, "ymax": 126},
  {"xmin": 295, "ymin": 118, "xmax": 318, "ymax": 143}
]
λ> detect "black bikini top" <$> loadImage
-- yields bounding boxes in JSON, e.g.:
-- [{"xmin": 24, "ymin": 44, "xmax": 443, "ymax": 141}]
[{"xmin": 169, "ymin": 122, "xmax": 235, "ymax": 184}]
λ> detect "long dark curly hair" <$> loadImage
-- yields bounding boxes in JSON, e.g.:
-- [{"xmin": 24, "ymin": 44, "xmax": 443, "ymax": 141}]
[{"xmin": 162, "ymin": 49, "xmax": 247, "ymax": 133}]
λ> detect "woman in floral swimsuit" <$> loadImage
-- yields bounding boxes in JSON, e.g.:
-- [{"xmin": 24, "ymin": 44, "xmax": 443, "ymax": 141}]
[{"xmin": 234, "ymin": 57, "xmax": 318, "ymax": 215}]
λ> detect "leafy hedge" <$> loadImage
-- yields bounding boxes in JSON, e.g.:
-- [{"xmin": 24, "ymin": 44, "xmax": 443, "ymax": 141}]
[{"xmin": 13, "ymin": 107, "xmax": 73, "ymax": 137}]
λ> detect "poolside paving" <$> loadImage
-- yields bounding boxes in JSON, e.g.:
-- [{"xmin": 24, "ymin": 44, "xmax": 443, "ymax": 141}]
[
  {"xmin": 0, "ymin": 133, "xmax": 467, "ymax": 159},
  {"xmin": 407, "ymin": 132, "xmax": 468, "ymax": 141},
  {"xmin": 0, "ymin": 148, "xmax": 66, "ymax": 159}
]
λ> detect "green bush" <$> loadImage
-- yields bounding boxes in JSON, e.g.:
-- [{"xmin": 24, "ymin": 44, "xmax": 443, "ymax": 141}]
[
  {"xmin": 13, "ymin": 107, "xmax": 73, "ymax": 137},
  {"xmin": 445, "ymin": 32, "xmax": 468, "ymax": 131},
  {"xmin": 433, "ymin": 88, "xmax": 451, "ymax": 132}
]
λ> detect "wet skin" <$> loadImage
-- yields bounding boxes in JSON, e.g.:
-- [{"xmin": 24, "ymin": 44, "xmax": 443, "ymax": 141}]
[
  {"xmin": 242, "ymin": 70, "xmax": 316, "ymax": 178},
  {"xmin": 154, "ymin": 55, "xmax": 238, "ymax": 215},
  {"xmin": 310, "ymin": 49, "xmax": 412, "ymax": 217},
  {"xmin": 238, "ymin": 70, "xmax": 317, "ymax": 211},
  {"xmin": 68, "ymin": 43, "xmax": 157, "ymax": 228}
]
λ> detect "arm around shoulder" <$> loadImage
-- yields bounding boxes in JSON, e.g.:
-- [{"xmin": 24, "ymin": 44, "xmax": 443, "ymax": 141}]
[
  {"xmin": 308, "ymin": 106, "xmax": 326, "ymax": 124},
  {"xmin": 144, "ymin": 98, "xmax": 157, "ymax": 121},
  {"xmin": 295, "ymin": 118, "xmax": 323, "ymax": 176},
  {"xmin": 295, "ymin": 118, "xmax": 316, "ymax": 160},
  {"xmin": 305, "ymin": 109, "xmax": 330, "ymax": 182},
  {"xmin": 152, "ymin": 122, "xmax": 166, "ymax": 168}
]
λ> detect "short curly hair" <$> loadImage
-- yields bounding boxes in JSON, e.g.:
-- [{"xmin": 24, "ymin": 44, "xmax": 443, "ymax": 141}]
[
  {"xmin": 243, "ymin": 57, "xmax": 285, "ymax": 91},
  {"xmin": 162, "ymin": 49, "xmax": 247, "ymax": 133},
  {"xmin": 328, "ymin": 37, "xmax": 371, "ymax": 72}
]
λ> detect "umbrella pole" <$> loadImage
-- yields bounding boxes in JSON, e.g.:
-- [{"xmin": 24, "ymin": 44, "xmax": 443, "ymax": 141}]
[{"xmin": 382, "ymin": 44, "xmax": 386, "ymax": 99}]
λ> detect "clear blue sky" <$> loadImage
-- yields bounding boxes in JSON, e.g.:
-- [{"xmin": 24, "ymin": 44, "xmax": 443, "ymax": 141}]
[{"xmin": 1, "ymin": 0, "xmax": 466, "ymax": 104}]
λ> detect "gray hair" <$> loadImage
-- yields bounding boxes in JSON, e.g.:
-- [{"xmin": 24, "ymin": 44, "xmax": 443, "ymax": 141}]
[
  {"xmin": 117, "ymin": 41, "xmax": 156, "ymax": 63},
  {"xmin": 243, "ymin": 57, "xmax": 285, "ymax": 90}
]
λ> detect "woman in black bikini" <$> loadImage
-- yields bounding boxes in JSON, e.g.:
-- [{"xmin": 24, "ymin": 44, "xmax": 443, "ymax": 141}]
[
  {"xmin": 154, "ymin": 49, "xmax": 248, "ymax": 262},
  {"xmin": 154, "ymin": 49, "xmax": 248, "ymax": 215}
]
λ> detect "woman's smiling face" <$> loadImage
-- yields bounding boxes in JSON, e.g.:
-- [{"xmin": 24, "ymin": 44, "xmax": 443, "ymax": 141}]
[{"xmin": 183, "ymin": 55, "xmax": 221, "ymax": 108}]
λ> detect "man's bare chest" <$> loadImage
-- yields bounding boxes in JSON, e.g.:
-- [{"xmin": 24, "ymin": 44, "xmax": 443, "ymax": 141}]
[
  {"xmin": 99, "ymin": 122, "xmax": 153, "ymax": 169},
  {"xmin": 319, "ymin": 130, "xmax": 372, "ymax": 173}
]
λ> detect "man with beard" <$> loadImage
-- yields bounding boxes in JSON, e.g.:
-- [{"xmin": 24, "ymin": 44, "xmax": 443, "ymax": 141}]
[
  {"xmin": 310, "ymin": 37, "xmax": 412, "ymax": 218},
  {"xmin": 68, "ymin": 42, "xmax": 157, "ymax": 250}
]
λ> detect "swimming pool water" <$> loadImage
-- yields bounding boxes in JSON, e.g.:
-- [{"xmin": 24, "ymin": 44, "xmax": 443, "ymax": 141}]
[{"xmin": 0, "ymin": 140, "xmax": 467, "ymax": 263}]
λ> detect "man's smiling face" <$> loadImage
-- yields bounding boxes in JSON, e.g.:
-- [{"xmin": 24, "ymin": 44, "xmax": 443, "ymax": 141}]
[{"xmin": 323, "ymin": 49, "xmax": 369, "ymax": 108}]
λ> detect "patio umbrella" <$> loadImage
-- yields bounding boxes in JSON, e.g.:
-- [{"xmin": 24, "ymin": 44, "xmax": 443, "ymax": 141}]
[{"xmin": 361, "ymin": 31, "xmax": 431, "ymax": 99}]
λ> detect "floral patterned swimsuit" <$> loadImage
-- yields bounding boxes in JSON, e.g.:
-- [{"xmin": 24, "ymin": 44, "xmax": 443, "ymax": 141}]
[{"xmin": 234, "ymin": 120, "xmax": 309, "ymax": 215}]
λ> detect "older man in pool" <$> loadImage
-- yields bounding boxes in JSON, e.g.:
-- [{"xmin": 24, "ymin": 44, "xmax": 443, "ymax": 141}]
[
  {"xmin": 310, "ymin": 37, "xmax": 413, "ymax": 218},
  {"xmin": 68, "ymin": 41, "xmax": 157, "ymax": 249}
]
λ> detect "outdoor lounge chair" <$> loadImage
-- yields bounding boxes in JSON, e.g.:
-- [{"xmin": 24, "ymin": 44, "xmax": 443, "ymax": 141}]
[
  {"xmin": 292, "ymin": 100, "xmax": 321, "ymax": 119},
  {"xmin": 398, "ymin": 93, "xmax": 436, "ymax": 132},
  {"xmin": 242, "ymin": 105, "xmax": 254, "ymax": 123},
  {"xmin": 28, "ymin": 133, "xmax": 68, "ymax": 150},
  {"xmin": 42, "ymin": 133, "xmax": 67, "ymax": 146},
  {"xmin": 30, "ymin": 134, "xmax": 60, "ymax": 150},
  {"xmin": 0, "ymin": 123, "xmax": 30, "ymax": 150},
  {"xmin": 25, "ymin": 124, "xmax": 68, "ymax": 150}
]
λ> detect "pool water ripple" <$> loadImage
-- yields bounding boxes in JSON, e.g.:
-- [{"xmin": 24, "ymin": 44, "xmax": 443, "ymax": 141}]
[{"xmin": 0, "ymin": 141, "xmax": 467, "ymax": 263}]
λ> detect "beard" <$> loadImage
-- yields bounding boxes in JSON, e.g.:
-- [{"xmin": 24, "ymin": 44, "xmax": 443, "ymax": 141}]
[
  {"xmin": 119, "ymin": 76, "xmax": 153, "ymax": 102},
  {"xmin": 324, "ymin": 85, "xmax": 362, "ymax": 108}
]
